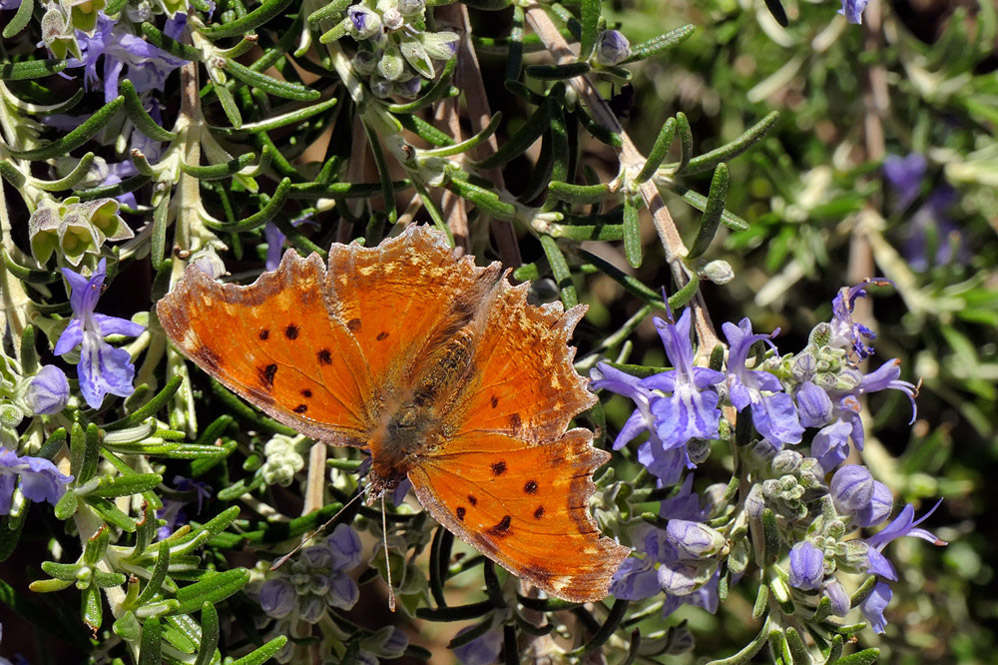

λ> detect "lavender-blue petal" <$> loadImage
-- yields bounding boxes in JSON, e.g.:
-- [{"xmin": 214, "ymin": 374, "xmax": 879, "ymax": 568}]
[
  {"xmin": 796, "ymin": 381, "xmax": 833, "ymax": 428},
  {"xmin": 93, "ymin": 313, "xmax": 145, "ymax": 338},
  {"xmin": 613, "ymin": 409, "xmax": 650, "ymax": 450},
  {"xmin": 609, "ymin": 557, "xmax": 659, "ymax": 600},
  {"xmin": 0, "ymin": 472, "xmax": 15, "ymax": 515},
  {"xmin": 865, "ymin": 546, "xmax": 898, "ymax": 581},
  {"xmin": 788, "ymin": 541, "xmax": 824, "ymax": 590},
  {"xmin": 453, "ymin": 627, "xmax": 503, "ymax": 665},
  {"xmin": 259, "ymin": 578, "xmax": 296, "ymax": 619},
  {"xmin": 811, "ymin": 419, "xmax": 852, "ymax": 472},
  {"xmin": 19, "ymin": 456, "xmax": 73, "ymax": 504},
  {"xmin": 838, "ymin": 0, "xmax": 870, "ymax": 24},
  {"xmin": 830, "ymin": 465, "xmax": 874, "ymax": 514},
  {"xmin": 328, "ymin": 571, "xmax": 359, "ymax": 609},
  {"xmin": 54, "ymin": 320, "xmax": 84, "ymax": 356},
  {"xmin": 860, "ymin": 581, "xmax": 892, "ymax": 633},
  {"xmin": 751, "ymin": 392, "xmax": 804, "ymax": 446},
  {"xmin": 328, "ymin": 523, "xmax": 363, "ymax": 570},
  {"xmin": 26, "ymin": 365, "xmax": 70, "ymax": 415}
]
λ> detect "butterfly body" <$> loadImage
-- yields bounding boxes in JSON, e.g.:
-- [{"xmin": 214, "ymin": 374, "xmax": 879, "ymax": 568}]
[{"xmin": 158, "ymin": 225, "xmax": 628, "ymax": 602}]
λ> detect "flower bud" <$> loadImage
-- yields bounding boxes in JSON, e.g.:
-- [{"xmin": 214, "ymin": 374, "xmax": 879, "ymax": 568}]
[
  {"xmin": 666, "ymin": 520, "xmax": 726, "ymax": 560},
  {"xmin": 595, "ymin": 29, "xmax": 630, "ymax": 66},
  {"xmin": 855, "ymin": 480, "xmax": 893, "ymax": 527},
  {"xmin": 259, "ymin": 578, "xmax": 296, "ymax": 619},
  {"xmin": 824, "ymin": 580, "xmax": 851, "ymax": 617},
  {"xmin": 347, "ymin": 6, "xmax": 382, "ymax": 40},
  {"xmin": 701, "ymin": 259, "xmax": 734, "ymax": 285},
  {"xmin": 772, "ymin": 449, "xmax": 802, "ymax": 475},
  {"xmin": 791, "ymin": 352, "xmax": 817, "ymax": 382},
  {"xmin": 352, "ymin": 49, "xmax": 379, "ymax": 76},
  {"xmin": 189, "ymin": 247, "xmax": 226, "ymax": 279},
  {"xmin": 796, "ymin": 381, "xmax": 832, "ymax": 427},
  {"xmin": 25, "ymin": 365, "xmax": 70, "ymax": 415},
  {"xmin": 369, "ymin": 75, "xmax": 393, "ymax": 98},
  {"xmin": 788, "ymin": 541, "xmax": 824, "ymax": 591},
  {"xmin": 393, "ymin": 75, "xmax": 422, "ymax": 99},
  {"xmin": 397, "ymin": 0, "xmax": 424, "ymax": 15},
  {"xmin": 830, "ymin": 465, "xmax": 874, "ymax": 514},
  {"xmin": 382, "ymin": 7, "xmax": 403, "ymax": 30}
]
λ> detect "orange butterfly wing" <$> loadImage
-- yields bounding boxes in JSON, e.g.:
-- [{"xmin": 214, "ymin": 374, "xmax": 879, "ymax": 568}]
[
  {"xmin": 325, "ymin": 226, "xmax": 501, "ymax": 385},
  {"xmin": 156, "ymin": 251, "xmax": 374, "ymax": 446},
  {"xmin": 409, "ymin": 429, "xmax": 628, "ymax": 602},
  {"xmin": 443, "ymin": 280, "xmax": 598, "ymax": 442}
]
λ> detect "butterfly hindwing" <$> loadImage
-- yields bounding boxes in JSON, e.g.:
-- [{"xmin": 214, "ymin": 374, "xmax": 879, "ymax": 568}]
[
  {"xmin": 157, "ymin": 251, "xmax": 374, "ymax": 446},
  {"xmin": 409, "ymin": 429, "xmax": 628, "ymax": 602}
]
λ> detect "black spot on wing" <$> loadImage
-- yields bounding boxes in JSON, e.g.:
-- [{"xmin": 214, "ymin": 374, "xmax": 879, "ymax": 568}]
[
  {"xmin": 294, "ymin": 404, "xmax": 308, "ymax": 414},
  {"xmin": 509, "ymin": 413, "xmax": 522, "ymax": 430},
  {"xmin": 488, "ymin": 515, "xmax": 512, "ymax": 537},
  {"xmin": 259, "ymin": 363, "xmax": 278, "ymax": 388},
  {"xmin": 259, "ymin": 329, "xmax": 270, "ymax": 340},
  {"xmin": 456, "ymin": 506, "xmax": 466, "ymax": 521},
  {"xmin": 317, "ymin": 349, "xmax": 332, "ymax": 365},
  {"xmin": 467, "ymin": 494, "xmax": 478, "ymax": 506},
  {"xmin": 491, "ymin": 461, "xmax": 506, "ymax": 476},
  {"xmin": 524, "ymin": 480, "xmax": 538, "ymax": 494},
  {"xmin": 490, "ymin": 395, "xmax": 498, "ymax": 408},
  {"xmin": 533, "ymin": 506, "xmax": 545, "ymax": 520},
  {"xmin": 347, "ymin": 318, "xmax": 362, "ymax": 332},
  {"xmin": 377, "ymin": 331, "xmax": 389, "ymax": 341},
  {"xmin": 285, "ymin": 324, "xmax": 300, "ymax": 340},
  {"xmin": 302, "ymin": 389, "xmax": 312, "ymax": 398}
]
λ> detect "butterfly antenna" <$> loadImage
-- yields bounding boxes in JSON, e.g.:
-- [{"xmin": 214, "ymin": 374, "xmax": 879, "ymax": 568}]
[
  {"xmin": 382, "ymin": 492, "xmax": 397, "ymax": 612},
  {"xmin": 270, "ymin": 490, "xmax": 366, "ymax": 571}
]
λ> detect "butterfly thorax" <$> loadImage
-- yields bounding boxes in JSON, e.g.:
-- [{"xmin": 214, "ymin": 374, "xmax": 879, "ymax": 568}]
[{"xmin": 368, "ymin": 329, "xmax": 477, "ymax": 493}]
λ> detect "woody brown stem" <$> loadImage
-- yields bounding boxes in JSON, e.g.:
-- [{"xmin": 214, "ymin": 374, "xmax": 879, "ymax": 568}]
[{"xmin": 523, "ymin": 4, "xmax": 721, "ymax": 352}]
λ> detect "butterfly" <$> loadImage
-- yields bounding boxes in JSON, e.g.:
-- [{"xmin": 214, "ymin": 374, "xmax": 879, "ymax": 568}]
[{"xmin": 156, "ymin": 225, "xmax": 628, "ymax": 602}]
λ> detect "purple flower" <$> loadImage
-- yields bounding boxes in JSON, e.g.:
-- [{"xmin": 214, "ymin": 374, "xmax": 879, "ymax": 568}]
[
  {"xmin": 347, "ymin": 6, "xmax": 381, "ymax": 40},
  {"xmin": 795, "ymin": 381, "xmax": 833, "ymax": 428},
  {"xmin": 811, "ymin": 418, "xmax": 853, "ymax": 472},
  {"xmin": 595, "ymin": 30, "xmax": 630, "ymax": 66},
  {"xmin": 0, "ymin": 449, "xmax": 73, "ymax": 514},
  {"xmin": 838, "ymin": 0, "xmax": 870, "ymax": 24},
  {"xmin": 25, "ymin": 366, "xmax": 70, "ymax": 415},
  {"xmin": 723, "ymin": 318, "xmax": 803, "ymax": 448},
  {"xmin": 859, "ymin": 580, "xmax": 892, "ymax": 633},
  {"xmin": 259, "ymin": 577, "xmax": 296, "ymax": 619},
  {"xmin": 596, "ymin": 309, "xmax": 723, "ymax": 483},
  {"xmin": 642, "ymin": 312, "xmax": 725, "ymax": 443},
  {"xmin": 452, "ymin": 625, "xmax": 502, "ymax": 665},
  {"xmin": 829, "ymin": 281, "xmax": 888, "ymax": 360},
  {"xmin": 54, "ymin": 258, "xmax": 144, "ymax": 409},
  {"xmin": 157, "ymin": 476, "xmax": 212, "ymax": 539},
  {"xmin": 830, "ymin": 465, "xmax": 874, "ymax": 514},
  {"xmin": 884, "ymin": 153, "xmax": 927, "ymax": 209},
  {"xmin": 865, "ymin": 500, "xmax": 946, "ymax": 581},
  {"xmin": 788, "ymin": 541, "xmax": 824, "ymax": 591},
  {"xmin": 70, "ymin": 13, "xmax": 187, "ymax": 103},
  {"xmin": 859, "ymin": 358, "xmax": 918, "ymax": 424},
  {"xmin": 609, "ymin": 557, "xmax": 659, "ymax": 600}
]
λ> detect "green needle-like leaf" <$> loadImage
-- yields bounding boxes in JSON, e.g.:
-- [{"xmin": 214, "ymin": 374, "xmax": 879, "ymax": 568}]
[
  {"xmin": 8, "ymin": 97, "xmax": 124, "ymax": 160},
  {"xmin": 688, "ymin": 163, "xmax": 729, "ymax": 259}
]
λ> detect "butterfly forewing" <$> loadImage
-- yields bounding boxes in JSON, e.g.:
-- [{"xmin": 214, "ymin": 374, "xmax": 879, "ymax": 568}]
[
  {"xmin": 157, "ymin": 252, "xmax": 374, "ymax": 445},
  {"xmin": 325, "ymin": 226, "xmax": 501, "ymax": 389},
  {"xmin": 443, "ymin": 281, "xmax": 598, "ymax": 443},
  {"xmin": 409, "ymin": 429, "xmax": 629, "ymax": 602}
]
